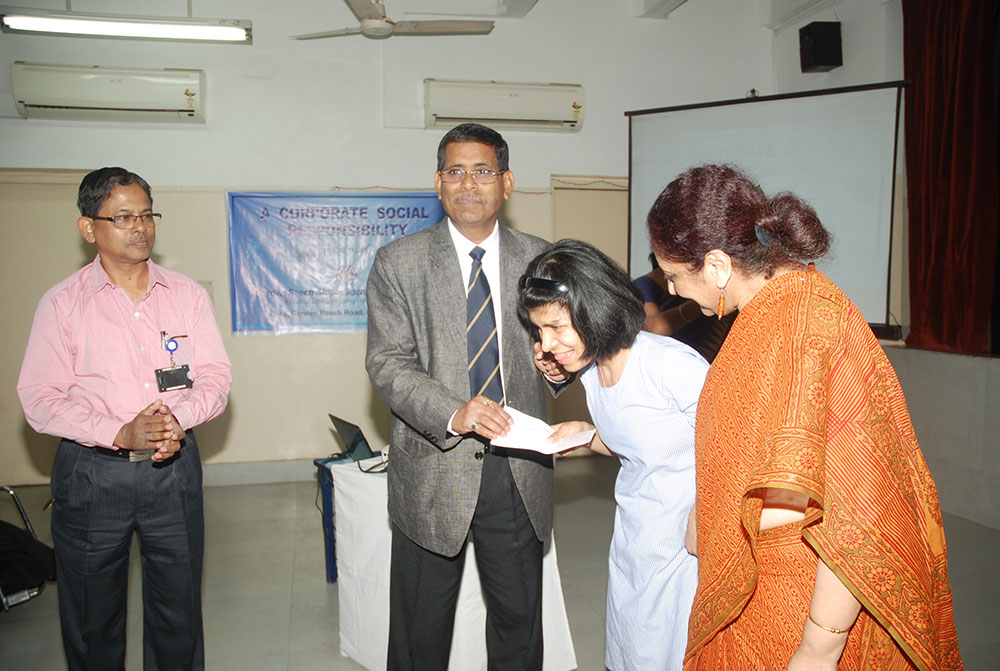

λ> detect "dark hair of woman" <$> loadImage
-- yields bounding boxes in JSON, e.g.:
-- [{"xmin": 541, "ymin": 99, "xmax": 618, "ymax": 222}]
[
  {"xmin": 436, "ymin": 122, "xmax": 510, "ymax": 172},
  {"xmin": 518, "ymin": 239, "xmax": 646, "ymax": 361},
  {"xmin": 77, "ymin": 167, "xmax": 152, "ymax": 218},
  {"xmin": 646, "ymin": 164, "xmax": 831, "ymax": 277}
]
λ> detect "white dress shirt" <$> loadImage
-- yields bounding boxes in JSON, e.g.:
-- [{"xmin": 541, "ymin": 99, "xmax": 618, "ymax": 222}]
[{"xmin": 447, "ymin": 219, "xmax": 505, "ymax": 432}]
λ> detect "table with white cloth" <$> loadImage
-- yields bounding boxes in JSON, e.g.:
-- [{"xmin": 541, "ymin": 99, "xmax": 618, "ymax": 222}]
[{"xmin": 329, "ymin": 456, "xmax": 578, "ymax": 671}]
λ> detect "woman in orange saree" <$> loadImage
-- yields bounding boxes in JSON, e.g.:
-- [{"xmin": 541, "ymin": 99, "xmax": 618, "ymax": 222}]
[{"xmin": 646, "ymin": 165, "xmax": 962, "ymax": 671}]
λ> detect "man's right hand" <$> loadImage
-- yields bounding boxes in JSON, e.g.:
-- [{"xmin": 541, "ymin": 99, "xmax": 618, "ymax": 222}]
[
  {"xmin": 113, "ymin": 400, "xmax": 182, "ymax": 458},
  {"xmin": 453, "ymin": 396, "xmax": 512, "ymax": 441}
]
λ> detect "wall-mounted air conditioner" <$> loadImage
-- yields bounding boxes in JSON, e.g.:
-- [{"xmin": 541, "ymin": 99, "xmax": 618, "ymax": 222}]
[
  {"xmin": 424, "ymin": 79, "xmax": 584, "ymax": 133},
  {"xmin": 11, "ymin": 62, "xmax": 205, "ymax": 123}
]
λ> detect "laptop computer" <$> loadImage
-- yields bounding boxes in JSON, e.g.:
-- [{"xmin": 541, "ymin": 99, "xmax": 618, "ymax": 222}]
[{"xmin": 328, "ymin": 414, "xmax": 377, "ymax": 461}]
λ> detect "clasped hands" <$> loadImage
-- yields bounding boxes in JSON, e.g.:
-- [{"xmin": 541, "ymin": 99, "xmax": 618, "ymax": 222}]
[{"xmin": 113, "ymin": 399, "xmax": 184, "ymax": 461}]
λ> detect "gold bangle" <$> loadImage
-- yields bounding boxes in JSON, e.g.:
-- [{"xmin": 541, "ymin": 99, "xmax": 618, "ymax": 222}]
[{"xmin": 807, "ymin": 613, "xmax": 850, "ymax": 635}]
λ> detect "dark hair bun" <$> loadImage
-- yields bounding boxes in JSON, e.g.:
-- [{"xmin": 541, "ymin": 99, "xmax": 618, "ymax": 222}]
[{"xmin": 759, "ymin": 193, "xmax": 830, "ymax": 261}]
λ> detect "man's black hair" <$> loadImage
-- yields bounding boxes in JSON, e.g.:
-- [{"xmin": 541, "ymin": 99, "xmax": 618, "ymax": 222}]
[
  {"xmin": 77, "ymin": 167, "xmax": 152, "ymax": 218},
  {"xmin": 436, "ymin": 123, "xmax": 509, "ymax": 172}
]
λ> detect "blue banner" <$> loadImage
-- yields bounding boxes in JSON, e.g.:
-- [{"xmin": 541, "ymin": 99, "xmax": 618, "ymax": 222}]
[{"xmin": 227, "ymin": 191, "xmax": 442, "ymax": 334}]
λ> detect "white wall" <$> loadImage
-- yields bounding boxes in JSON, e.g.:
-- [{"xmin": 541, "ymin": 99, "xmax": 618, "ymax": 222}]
[
  {"xmin": 0, "ymin": 0, "xmax": 773, "ymax": 188},
  {"xmin": 773, "ymin": 0, "xmax": 904, "ymax": 92},
  {"xmin": 886, "ymin": 348, "xmax": 1000, "ymax": 530}
]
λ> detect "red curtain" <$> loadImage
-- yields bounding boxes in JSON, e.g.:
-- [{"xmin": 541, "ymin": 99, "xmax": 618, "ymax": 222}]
[{"xmin": 902, "ymin": 0, "xmax": 999, "ymax": 353}]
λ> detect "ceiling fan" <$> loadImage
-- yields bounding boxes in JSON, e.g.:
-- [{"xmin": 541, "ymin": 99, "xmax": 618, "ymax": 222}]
[{"xmin": 292, "ymin": 0, "xmax": 495, "ymax": 40}]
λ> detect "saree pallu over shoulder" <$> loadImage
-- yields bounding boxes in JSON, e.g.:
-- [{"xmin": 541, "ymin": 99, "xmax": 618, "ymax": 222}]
[{"xmin": 685, "ymin": 270, "xmax": 962, "ymax": 670}]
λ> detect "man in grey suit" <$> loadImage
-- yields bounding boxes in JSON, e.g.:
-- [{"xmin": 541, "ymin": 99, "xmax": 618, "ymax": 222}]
[{"xmin": 366, "ymin": 123, "xmax": 568, "ymax": 671}]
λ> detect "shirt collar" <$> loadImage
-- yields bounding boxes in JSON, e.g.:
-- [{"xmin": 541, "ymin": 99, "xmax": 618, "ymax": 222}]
[
  {"xmin": 83, "ymin": 256, "xmax": 169, "ymax": 295},
  {"xmin": 447, "ymin": 219, "xmax": 501, "ymax": 258}
]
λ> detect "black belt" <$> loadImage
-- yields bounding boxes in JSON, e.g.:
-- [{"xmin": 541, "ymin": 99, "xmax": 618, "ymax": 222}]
[
  {"xmin": 62, "ymin": 440, "xmax": 144, "ymax": 460},
  {"xmin": 63, "ymin": 436, "xmax": 188, "ymax": 462},
  {"xmin": 93, "ymin": 446, "xmax": 131, "ymax": 459}
]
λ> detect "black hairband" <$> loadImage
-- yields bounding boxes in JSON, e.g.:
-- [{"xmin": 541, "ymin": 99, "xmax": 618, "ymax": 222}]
[{"xmin": 518, "ymin": 276, "xmax": 569, "ymax": 293}]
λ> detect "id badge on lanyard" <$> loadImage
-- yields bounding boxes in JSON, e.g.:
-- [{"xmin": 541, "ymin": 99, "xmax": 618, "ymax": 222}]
[{"xmin": 155, "ymin": 331, "xmax": 193, "ymax": 392}]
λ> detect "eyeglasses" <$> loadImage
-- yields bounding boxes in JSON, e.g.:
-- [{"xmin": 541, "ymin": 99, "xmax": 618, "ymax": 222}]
[
  {"xmin": 91, "ymin": 213, "xmax": 162, "ymax": 229},
  {"xmin": 438, "ymin": 168, "xmax": 506, "ymax": 184}
]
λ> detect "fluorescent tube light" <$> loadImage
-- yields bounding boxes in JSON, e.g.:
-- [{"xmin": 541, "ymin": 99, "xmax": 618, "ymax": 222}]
[{"xmin": 0, "ymin": 9, "xmax": 251, "ymax": 43}]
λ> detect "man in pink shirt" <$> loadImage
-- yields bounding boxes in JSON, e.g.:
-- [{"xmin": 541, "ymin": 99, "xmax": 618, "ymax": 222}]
[{"xmin": 17, "ymin": 167, "xmax": 232, "ymax": 671}]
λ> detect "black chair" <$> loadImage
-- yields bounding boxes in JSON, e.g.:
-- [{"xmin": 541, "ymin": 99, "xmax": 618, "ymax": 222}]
[{"xmin": 1, "ymin": 485, "xmax": 55, "ymax": 611}]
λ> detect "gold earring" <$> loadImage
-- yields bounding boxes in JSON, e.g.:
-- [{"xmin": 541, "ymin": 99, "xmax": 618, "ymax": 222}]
[{"xmin": 717, "ymin": 290, "xmax": 725, "ymax": 320}]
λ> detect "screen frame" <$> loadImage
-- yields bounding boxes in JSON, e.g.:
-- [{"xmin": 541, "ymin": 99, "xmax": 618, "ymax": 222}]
[{"xmin": 626, "ymin": 80, "xmax": 907, "ymax": 338}]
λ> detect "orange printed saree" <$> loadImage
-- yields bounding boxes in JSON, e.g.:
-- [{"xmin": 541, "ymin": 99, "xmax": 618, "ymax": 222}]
[{"xmin": 685, "ymin": 269, "xmax": 961, "ymax": 670}]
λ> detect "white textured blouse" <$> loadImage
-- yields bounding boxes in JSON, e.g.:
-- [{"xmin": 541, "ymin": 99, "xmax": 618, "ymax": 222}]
[{"xmin": 581, "ymin": 330, "xmax": 707, "ymax": 671}]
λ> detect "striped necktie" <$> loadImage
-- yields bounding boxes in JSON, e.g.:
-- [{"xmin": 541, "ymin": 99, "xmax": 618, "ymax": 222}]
[{"xmin": 467, "ymin": 246, "xmax": 504, "ymax": 404}]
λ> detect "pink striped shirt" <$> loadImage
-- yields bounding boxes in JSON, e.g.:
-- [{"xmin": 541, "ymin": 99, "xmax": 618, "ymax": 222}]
[{"xmin": 17, "ymin": 256, "xmax": 232, "ymax": 449}]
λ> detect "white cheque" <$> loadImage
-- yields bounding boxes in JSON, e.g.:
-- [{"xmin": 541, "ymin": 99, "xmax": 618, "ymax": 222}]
[{"xmin": 490, "ymin": 407, "xmax": 595, "ymax": 455}]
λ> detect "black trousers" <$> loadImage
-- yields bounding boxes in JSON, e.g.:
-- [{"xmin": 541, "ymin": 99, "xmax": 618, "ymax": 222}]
[
  {"xmin": 387, "ymin": 453, "xmax": 544, "ymax": 671},
  {"xmin": 50, "ymin": 434, "xmax": 205, "ymax": 671}
]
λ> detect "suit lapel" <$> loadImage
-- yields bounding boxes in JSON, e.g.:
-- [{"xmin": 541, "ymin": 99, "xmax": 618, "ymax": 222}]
[
  {"xmin": 499, "ymin": 226, "xmax": 529, "ymax": 391},
  {"xmin": 427, "ymin": 220, "xmax": 468, "ymax": 362}
]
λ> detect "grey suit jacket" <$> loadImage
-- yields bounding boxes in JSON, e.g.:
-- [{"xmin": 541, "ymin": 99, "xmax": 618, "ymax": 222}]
[{"xmin": 365, "ymin": 219, "xmax": 555, "ymax": 556}]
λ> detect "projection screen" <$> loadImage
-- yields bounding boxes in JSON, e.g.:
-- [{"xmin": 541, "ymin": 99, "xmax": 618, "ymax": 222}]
[{"xmin": 627, "ymin": 82, "xmax": 904, "ymax": 327}]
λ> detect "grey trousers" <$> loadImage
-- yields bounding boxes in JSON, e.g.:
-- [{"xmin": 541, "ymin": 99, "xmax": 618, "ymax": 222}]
[{"xmin": 51, "ymin": 433, "xmax": 205, "ymax": 671}]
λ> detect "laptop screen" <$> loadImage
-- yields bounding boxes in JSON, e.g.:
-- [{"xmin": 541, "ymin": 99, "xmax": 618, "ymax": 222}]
[{"xmin": 328, "ymin": 414, "xmax": 376, "ymax": 461}]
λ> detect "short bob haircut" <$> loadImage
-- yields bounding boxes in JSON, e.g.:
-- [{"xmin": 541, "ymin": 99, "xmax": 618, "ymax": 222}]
[
  {"xmin": 77, "ymin": 167, "xmax": 152, "ymax": 218},
  {"xmin": 518, "ymin": 239, "xmax": 646, "ymax": 362},
  {"xmin": 436, "ymin": 122, "xmax": 510, "ymax": 173}
]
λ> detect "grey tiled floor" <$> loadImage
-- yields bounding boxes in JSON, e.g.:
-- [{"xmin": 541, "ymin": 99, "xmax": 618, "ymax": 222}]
[{"xmin": 1, "ymin": 456, "xmax": 997, "ymax": 670}]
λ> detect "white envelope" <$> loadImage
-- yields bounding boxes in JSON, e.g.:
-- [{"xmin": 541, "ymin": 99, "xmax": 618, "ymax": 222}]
[{"xmin": 490, "ymin": 406, "xmax": 595, "ymax": 455}]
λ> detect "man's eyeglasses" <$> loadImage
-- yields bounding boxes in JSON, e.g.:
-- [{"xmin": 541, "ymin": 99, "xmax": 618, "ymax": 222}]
[
  {"xmin": 91, "ymin": 213, "xmax": 162, "ymax": 229},
  {"xmin": 438, "ymin": 168, "xmax": 506, "ymax": 184}
]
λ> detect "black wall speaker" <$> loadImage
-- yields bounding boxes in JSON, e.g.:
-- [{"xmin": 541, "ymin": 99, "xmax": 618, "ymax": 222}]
[{"xmin": 799, "ymin": 21, "xmax": 842, "ymax": 72}]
